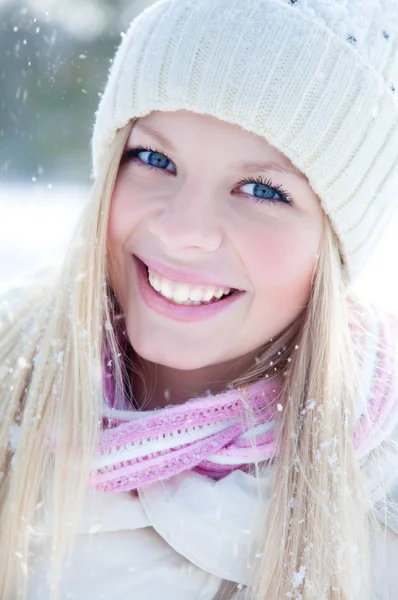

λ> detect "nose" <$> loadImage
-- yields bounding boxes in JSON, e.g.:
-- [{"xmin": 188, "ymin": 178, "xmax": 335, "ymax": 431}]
[{"xmin": 147, "ymin": 181, "xmax": 223, "ymax": 253}]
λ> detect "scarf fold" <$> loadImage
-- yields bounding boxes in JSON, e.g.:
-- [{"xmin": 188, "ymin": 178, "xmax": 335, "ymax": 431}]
[{"xmin": 91, "ymin": 305, "xmax": 398, "ymax": 494}]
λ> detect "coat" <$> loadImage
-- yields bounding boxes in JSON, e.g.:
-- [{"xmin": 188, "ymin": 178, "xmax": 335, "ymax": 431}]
[{"xmin": 26, "ymin": 452, "xmax": 398, "ymax": 599}]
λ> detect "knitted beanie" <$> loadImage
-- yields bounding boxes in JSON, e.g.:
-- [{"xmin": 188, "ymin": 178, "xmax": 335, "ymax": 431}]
[{"xmin": 92, "ymin": 0, "xmax": 398, "ymax": 282}]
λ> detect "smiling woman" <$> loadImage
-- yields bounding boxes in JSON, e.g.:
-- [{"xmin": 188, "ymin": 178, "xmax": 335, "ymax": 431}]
[{"xmin": 2, "ymin": 1, "xmax": 398, "ymax": 600}]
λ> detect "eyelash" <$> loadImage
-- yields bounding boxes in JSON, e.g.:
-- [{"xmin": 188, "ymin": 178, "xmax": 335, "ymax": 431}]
[{"xmin": 121, "ymin": 145, "xmax": 293, "ymax": 206}]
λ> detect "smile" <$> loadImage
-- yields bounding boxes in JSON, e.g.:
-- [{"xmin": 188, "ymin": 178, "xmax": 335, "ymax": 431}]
[
  {"xmin": 132, "ymin": 256, "xmax": 245, "ymax": 322},
  {"xmin": 147, "ymin": 267, "xmax": 235, "ymax": 306}
]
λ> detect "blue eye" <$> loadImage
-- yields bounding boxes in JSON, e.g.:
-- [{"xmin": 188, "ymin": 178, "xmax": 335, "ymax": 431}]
[
  {"xmin": 122, "ymin": 146, "xmax": 176, "ymax": 172},
  {"xmin": 237, "ymin": 176, "xmax": 292, "ymax": 206}
]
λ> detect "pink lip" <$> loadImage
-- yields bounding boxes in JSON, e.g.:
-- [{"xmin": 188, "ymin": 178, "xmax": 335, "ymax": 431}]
[
  {"xmin": 132, "ymin": 256, "xmax": 245, "ymax": 323},
  {"xmin": 134, "ymin": 252, "xmax": 241, "ymax": 290}
]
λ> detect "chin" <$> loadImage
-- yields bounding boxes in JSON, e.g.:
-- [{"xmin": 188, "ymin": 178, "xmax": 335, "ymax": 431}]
[
  {"xmin": 126, "ymin": 328, "xmax": 215, "ymax": 371},
  {"xmin": 123, "ymin": 303, "xmax": 240, "ymax": 369},
  {"xmin": 136, "ymin": 345, "xmax": 213, "ymax": 370}
]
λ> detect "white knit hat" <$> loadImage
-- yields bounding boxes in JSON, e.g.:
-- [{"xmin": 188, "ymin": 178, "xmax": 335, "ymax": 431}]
[{"xmin": 92, "ymin": 0, "xmax": 398, "ymax": 282}]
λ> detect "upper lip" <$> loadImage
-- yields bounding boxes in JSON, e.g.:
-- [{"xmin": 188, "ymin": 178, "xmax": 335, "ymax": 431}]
[{"xmin": 134, "ymin": 253, "xmax": 242, "ymax": 290}]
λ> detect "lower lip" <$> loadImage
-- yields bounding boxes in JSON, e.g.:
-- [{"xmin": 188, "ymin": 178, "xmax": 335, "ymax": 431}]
[{"xmin": 133, "ymin": 256, "xmax": 245, "ymax": 323}]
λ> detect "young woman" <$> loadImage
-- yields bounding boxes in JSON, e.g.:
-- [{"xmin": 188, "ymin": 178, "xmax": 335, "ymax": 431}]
[{"xmin": 1, "ymin": 0, "xmax": 398, "ymax": 598}]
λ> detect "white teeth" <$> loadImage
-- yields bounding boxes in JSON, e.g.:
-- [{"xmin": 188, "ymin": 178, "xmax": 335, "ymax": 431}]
[
  {"xmin": 148, "ymin": 272, "xmax": 161, "ymax": 293},
  {"xmin": 147, "ymin": 267, "xmax": 232, "ymax": 304},
  {"xmin": 159, "ymin": 280, "xmax": 173, "ymax": 300},
  {"xmin": 172, "ymin": 283, "xmax": 191, "ymax": 303},
  {"xmin": 202, "ymin": 288, "xmax": 216, "ymax": 302},
  {"xmin": 189, "ymin": 287, "xmax": 206, "ymax": 302}
]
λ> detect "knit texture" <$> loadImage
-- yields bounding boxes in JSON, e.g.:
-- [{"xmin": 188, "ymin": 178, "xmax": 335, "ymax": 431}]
[
  {"xmin": 91, "ymin": 303, "xmax": 398, "ymax": 493},
  {"xmin": 92, "ymin": 0, "xmax": 398, "ymax": 282}
]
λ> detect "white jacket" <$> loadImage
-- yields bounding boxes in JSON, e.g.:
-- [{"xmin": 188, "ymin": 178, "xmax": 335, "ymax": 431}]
[
  {"xmin": 28, "ymin": 469, "xmax": 270, "ymax": 599},
  {"xmin": 27, "ymin": 452, "xmax": 398, "ymax": 600}
]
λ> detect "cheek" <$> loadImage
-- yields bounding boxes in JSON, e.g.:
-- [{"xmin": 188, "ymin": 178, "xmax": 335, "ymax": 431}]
[
  {"xmin": 107, "ymin": 196, "xmax": 125, "ymax": 279},
  {"xmin": 246, "ymin": 220, "xmax": 321, "ymax": 303},
  {"xmin": 107, "ymin": 179, "xmax": 140, "ymax": 298},
  {"xmin": 107, "ymin": 177, "xmax": 146, "ymax": 255},
  {"xmin": 108, "ymin": 178, "xmax": 134, "ymax": 242}
]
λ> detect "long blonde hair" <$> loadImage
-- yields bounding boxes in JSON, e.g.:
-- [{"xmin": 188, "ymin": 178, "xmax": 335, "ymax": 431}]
[{"xmin": 0, "ymin": 121, "xmax": 377, "ymax": 599}]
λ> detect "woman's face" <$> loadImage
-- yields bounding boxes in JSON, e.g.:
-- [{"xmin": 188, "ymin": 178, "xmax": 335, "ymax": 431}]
[{"xmin": 108, "ymin": 110, "xmax": 324, "ymax": 370}]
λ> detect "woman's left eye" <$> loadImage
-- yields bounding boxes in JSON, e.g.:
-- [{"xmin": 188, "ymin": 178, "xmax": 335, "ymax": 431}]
[{"xmin": 237, "ymin": 176, "xmax": 292, "ymax": 206}]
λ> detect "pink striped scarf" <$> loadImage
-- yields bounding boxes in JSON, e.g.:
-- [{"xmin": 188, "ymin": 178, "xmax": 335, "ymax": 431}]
[
  {"xmin": 90, "ymin": 306, "xmax": 398, "ymax": 494},
  {"xmin": 91, "ymin": 380, "xmax": 281, "ymax": 493}
]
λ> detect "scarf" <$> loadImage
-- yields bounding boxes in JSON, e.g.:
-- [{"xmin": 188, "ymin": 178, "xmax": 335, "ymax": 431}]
[
  {"xmin": 91, "ymin": 379, "xmax": 282, "ymax": 493},
  {"xmin": 90, "ymin": 304, "xmax": 398, "ymax": 494}
]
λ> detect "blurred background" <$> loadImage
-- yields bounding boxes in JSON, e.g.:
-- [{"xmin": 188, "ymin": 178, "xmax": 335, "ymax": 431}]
[
  {"xmin": 0, "ymin": 0, "xmax": 397, "ymax": 312},
  {"xmin": 0, "ymin": 0, "xmax": 154, "ymax": 290}
]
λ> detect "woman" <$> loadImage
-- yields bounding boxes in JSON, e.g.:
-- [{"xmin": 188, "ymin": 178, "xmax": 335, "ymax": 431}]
[{"xmin": 1, "ymin": 0, "xmax": 398, "ymax": 598}]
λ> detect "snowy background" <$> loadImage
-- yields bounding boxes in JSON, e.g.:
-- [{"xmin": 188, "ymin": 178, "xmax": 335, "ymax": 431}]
[
  {"xmin": 0, "ymin": 184, "xmax": 87, "ymax": 292},
  {"xmin": 1, "ymin": 0, "xmax": 398, "ymax": 314}
]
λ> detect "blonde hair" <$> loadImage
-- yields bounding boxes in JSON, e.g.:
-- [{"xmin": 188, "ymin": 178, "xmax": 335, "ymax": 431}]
[{"xmin": 0, "ymin": 121, "xmax": 377, "ymax": 599}]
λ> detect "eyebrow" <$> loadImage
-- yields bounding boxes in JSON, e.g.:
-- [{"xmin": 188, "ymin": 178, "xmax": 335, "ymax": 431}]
[
  {"xmin": 134, "ymin": 122, "xmax": 177, "ymax": 152},
  {"xmin": 134, "ymin": 122, "xmax": 306, "ymax": 180},
  {"xmin": 227, "ymin": 159, "xmax": 305, "ymax": 179}
]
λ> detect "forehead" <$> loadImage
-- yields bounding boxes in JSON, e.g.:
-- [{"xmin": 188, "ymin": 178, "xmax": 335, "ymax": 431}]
[{"xmin": 131, "ymin": 110, "xmax": 306, "ymax": 179}]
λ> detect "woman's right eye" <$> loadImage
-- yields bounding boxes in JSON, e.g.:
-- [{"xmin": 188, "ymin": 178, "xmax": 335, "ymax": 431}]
[{"xmin": 122, "ymin": 146, "xmax": 176, "ymax": 173}]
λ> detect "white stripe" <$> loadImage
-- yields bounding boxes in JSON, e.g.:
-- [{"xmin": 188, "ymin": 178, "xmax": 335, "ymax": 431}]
[
  {"xmin": 94, "ymin": 419, "xmax": 236, "ymax": 469},
  {"xmin": 237, "ymin": 420, "xmax": 274, "ymax": 441},
  {"xmin": 206, "ymin": 444, "xmax": 272, "ymax": 466},
  {"xmin": 102, "ymin": 406, "xmax": 161, "ymax": 421}
]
